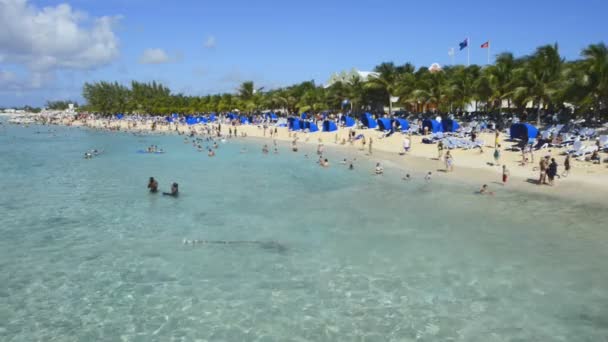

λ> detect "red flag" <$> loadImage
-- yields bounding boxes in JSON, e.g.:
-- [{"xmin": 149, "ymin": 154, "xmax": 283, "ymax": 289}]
[{"xmin": 480, "ymin": 41, "xmax": 490, "ymax": 48}]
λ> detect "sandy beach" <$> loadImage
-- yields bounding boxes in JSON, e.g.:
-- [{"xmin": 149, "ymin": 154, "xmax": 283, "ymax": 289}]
[{"xmin": 66, "ymin": 118, "xmax": 608, "ymax": 205}]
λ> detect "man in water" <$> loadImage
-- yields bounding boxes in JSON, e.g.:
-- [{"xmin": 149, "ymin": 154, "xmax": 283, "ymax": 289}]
[
  {"xmin": 148, "ymin": 177, "xmax": 158, "ymax": 193},
  {"xmin": 163, "ymin": 182, "xmax": 179, "ymax": 197},
  {"xmin": 478, "ymin": 184, "xmax": 494, "ymax": 195},
  {"xmin": 402, "ymin": 173, "xmax": 411, "ymax": 181}
]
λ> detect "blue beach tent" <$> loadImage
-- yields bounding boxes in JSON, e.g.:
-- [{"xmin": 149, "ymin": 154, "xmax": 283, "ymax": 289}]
[
  {"xmin": 209, "ymin": 114, "xmax": 216, "ymax": 122},
  {"xmin": 323, "ymin": 120, "xmax": 338, "ymax": 132},
  {"xmin": 510, "ymin": 123, "xmax": 538, "ymax": 142},
  {"xmin": 301, "ymin": 112, "xmax": 307, "ymax": 119},
  {"xmin": 115, "ymin": 113, "xmax": 124, "ymax": 119},
  {"xmin": 377, "ymin": 118, "xmax": 392, "ymax": 131},
  {"xmin": 240, "ymin": 116, "xmax": 249, "ymax": 124},
  {"xmin": 342, "ymin": 116, "xmax": 355, "ymax": 127},
  {"xmin": 360, "ymin": 113, "xmax": 377, "ymax": 129},
  {"xmin": 307, "ymin": 122, "xmax": 320, "ymax": 132},
  {"xmin": 393, "ymin": 118, "xmax": 409, "ymax": 131},
  {"xmin": 422, "ymin": 119, "xmax": 443, "ymax": 133},
  {"xmin": 442, "ymin": 119, "xmax": 460, "ymax": 132},
  {"xmin": 289, "ymin": 118, "xmax": 302, "ymax": 130}
]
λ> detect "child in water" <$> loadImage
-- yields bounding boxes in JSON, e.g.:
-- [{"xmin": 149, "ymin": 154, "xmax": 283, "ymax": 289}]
[{"xmin": 148, "ymin": 177, "xmax": 158, "ymax": 193}]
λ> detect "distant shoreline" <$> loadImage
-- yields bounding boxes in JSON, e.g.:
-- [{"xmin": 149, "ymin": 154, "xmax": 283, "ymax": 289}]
[{"xmin": 19, "ymin": 117, "xmax": 608, "ymax": 207}]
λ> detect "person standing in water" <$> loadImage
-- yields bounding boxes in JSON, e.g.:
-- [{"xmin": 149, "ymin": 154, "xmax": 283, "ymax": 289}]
[
  {"xmin": 148, "ymin": 177, "xmax": 158, "ymax": 193},
  {"xmin": 163, "ymin": 183, "xmax": 179, "ymax": 197}
]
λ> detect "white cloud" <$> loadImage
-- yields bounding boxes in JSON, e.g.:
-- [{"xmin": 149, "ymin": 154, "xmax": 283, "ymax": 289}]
[
  {"xmin": 139, "ymin": 48, "xmax": 170, "ymax": 64},
  {"xmin": 0, "ymin": 69, "xmax": 54, "ymax": 92},
  {"xmin": 204, "ymin": 35, "xmax": 216, "ymax": 49},
  {"xmin": 0, "ymin": 0, "xmax": 121, "ymax": 71}
]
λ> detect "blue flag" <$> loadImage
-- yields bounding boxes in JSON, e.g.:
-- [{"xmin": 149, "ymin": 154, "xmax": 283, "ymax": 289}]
[{"xmin": 459, "ymin": 38, "xmax": 468, "ymax": 50}]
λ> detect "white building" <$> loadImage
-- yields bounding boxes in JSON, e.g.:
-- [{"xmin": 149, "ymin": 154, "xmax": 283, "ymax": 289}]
[{"xmin": 325, "ymin": 68, "xmax": 379, "ymax": 88}]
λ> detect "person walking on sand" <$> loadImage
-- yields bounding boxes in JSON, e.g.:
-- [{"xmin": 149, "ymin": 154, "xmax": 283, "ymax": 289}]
[
  {"xmin": 368, "ymin": 137, "xmax": 373, "ymax": 155},
  {"xmin": 538, "ymin": 157, "xmax": 548, "ymax": 185},
  {"xmin": 445, "ymin": 151, "xmax": 454, "ymax": 172},
  {"xmin": 563, "ymin": 154, "xmax": 571, "ymax": 177},
  {"xmin": 361, "ymin": 136, "xmax": 366, "ymax": 151},
  {"xmin": 547, "ymin": 158, "xmax": 558, "ymax": 186},
  {"xmin": 502, "ymin": 165, "xmax": 510, "ymax": 185},
  {"xmin": 493, "ymin": 145, "xmax": 501, "ymax": 166},
  {"xmin": 402, "ymin": 136, "xmax": 410, "ymax": 154},
  {"xmin": 437, "ymin": 140, "xmax": 444, "ymax": 159},
  {"xmin": 494, "ymin": 131, "xmax": 500, "ymax": 148}
]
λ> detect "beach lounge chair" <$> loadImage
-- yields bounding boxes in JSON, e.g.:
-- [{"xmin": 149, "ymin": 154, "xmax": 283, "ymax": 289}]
[
  {"xmin": 574, "ymin": 145, "xmax": 598, "ymax": 159},
  {"xmin": 566, "ymin": 141, "xmax": 584, "ymax": 155},
  {"xmin": 598, "ymin": 135, "xmax": 608, "ymax": 150}
]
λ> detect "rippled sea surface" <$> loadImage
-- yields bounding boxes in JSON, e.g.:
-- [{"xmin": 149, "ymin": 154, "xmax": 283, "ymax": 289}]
[{"xmin": 1, "ymin": 121, "xmax": 607, "ymax": 341}]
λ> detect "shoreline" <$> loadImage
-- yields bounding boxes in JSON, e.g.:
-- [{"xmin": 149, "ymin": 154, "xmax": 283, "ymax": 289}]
[{"xmin": 45, "ymin": 118, "xmax": 608, "ymax": 206}]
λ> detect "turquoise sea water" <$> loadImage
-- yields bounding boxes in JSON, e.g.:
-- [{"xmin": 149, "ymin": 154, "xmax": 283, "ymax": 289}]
[{"xmin": 1, "ymin": 120, "xmax": 608, "ymax": 341}]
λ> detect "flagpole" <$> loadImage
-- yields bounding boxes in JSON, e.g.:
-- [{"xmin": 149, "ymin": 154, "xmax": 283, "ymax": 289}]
[
  {"xmin": 487, "ymin": 41, "xmax": 490, "ymax": 65},
  {"xmin": 467, "ymin": 37, "xmax": 470, "ymax": 66}
]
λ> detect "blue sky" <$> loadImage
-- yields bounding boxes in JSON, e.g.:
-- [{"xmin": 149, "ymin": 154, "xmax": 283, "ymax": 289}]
[{"xmin": 0, "ymin": 0, "xmax": 606, "ymax": 107}]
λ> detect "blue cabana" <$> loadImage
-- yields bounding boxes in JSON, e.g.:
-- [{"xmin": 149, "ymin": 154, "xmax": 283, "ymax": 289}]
[
  {"xmin": 323, "ymin": 120, "xmax": 338, "ymax": 132},
  {"xmin": 186, "ymin": 117, "xmax": 197, "ymax": 125},
  {"xmin": 306, "ymin": 122, "xmax": 319, "ymax": 132},
  {"xmin": 442, "ymin": 119, "xmax": 460, "ymax": 132},
  {"xmin": 165, "ymin": 116, "xmax": 174, "ymax": 123},
  {"xmin": 209, "ymin": 114, "xmax": 216, "ymax": 122},
  {"xmin": 510, "ymin": 123, "xmax": 538, "ymax": 142},
  {"xmin": 342, "ymin": 116, "xmax": 355, "ymax": 127},
  {"xmin": 422, "ymin": 119, "xmax": 443, "ymax": 133},
  {"xmin": 393, "ymin": 118, "xmax": 409, "ymax": 131},
  {"xmin": 196, "ymin": 116, "xmax": 207, "ymax": 123},
  {"xmin": 240, "ymin": 116, "xmax": 249, "ymax": 124},
  {"xmin": 301, "ymin": 112, "xmax": 307, "ymax": 119},
  {"xmin": 289, "ymin": 118, "xmax": 302, "ymax": 130},
  {"xmin": 115, "ymin": 113, "xmax": 124, "ymax": 119},
  {"xmin": 360, "ymin": 113, "xmax": 377, "ymax": 129},
  {"xmin": 377, "ymin": 118, "xmax": 392, "ymax": 131}
]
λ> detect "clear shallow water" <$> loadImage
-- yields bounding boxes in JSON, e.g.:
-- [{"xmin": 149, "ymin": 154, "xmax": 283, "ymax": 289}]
[{"xmin": 1, "ymin": 122, "xmax": 608, "ymax": 341}]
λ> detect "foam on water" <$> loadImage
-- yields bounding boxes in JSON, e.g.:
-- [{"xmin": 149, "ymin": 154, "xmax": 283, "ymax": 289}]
[{"xmin": 1, "ymin": 122, "xmax": 608, "ymax": 341}]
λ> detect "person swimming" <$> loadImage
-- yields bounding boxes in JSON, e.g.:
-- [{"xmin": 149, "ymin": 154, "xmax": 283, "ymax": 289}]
[
  {"xmin": 374, "ymin": 162, "xmax": 384, "ymax": 175},
  {"xmin": 208, "ymin": 149, "xmax": 215, "ymax": 157},
  {"xmin": 478, "ymin": 184, "xmax": 494, "ymax": 195},
  {"xmin": 349, "ymin": 162, "xmax": 354, "ymax": 170},
  {"xmin": 262, "ymin": 144, "xmax": 269, "ymax": 154},
  {"xmin": 340, "ymin": 158, "xmax": 347, "ymax": 165},
  {"xmin": 148, "ymin": 177, "xmax": 158, "ymax": 193},
  {"xmin": 163, "ymin": 182, "xmax": 179, "ymax": 197},
  {"xmin": 424, "ymin": 172, "xmax": 432, "ymax": 182},
  {"xmin": 402, "ymin": 173, "xmax": 411, "ymax": 181}
]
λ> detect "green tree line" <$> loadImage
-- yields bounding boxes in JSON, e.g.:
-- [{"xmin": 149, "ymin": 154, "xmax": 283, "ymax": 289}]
[{"xmin": 81, "ymin": 43, "xmax": 608, "ymax": 124}]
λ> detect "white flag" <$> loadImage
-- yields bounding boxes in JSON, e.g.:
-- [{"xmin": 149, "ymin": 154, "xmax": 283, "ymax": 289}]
[
  {"xmin": 390, "ymin": 96, "xmax": 399, "ymax": 103},
  {"xmin": 448, "ymin": 48, "xmax": 455, "ymax": 56}
]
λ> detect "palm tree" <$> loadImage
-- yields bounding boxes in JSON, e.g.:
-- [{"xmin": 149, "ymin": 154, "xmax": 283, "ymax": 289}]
[
  {"xmin": 367, "ymin": 62, "xmax": 401, "ymax": 114},
  {"xmin": 485, "ymin": 53, "xmax": 517, "ymax": 115},
  {"xmin": 517, "ymin": 44, "xmax": 563, "ymax": 125},
  {"xmin": 581, "ymin": 43, "xmax": 608, "ymax": 118},
  {"xmin": 238, "ymin": 81, "xmax": 255, "ymax": 101}
]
